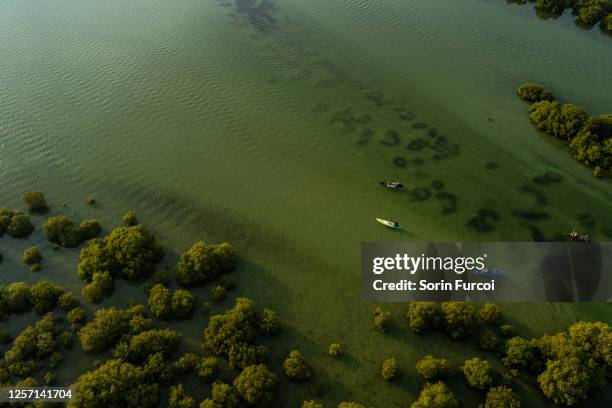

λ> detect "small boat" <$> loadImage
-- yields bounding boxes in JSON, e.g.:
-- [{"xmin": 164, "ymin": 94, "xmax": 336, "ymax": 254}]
[
  {"xmin": 566, "ymin": 228, "xmax": 591, "ymax": 242},
  {"xmin": 376, "ymin": 218, "xmax": 401, "ymax": 229},
  {"xmin": 474, "ymin": 268, "xmax": 503, "ymax": 278},
  {"xmin": 380, "ymin": 181, "xmax": 403, "ymax": 189}
]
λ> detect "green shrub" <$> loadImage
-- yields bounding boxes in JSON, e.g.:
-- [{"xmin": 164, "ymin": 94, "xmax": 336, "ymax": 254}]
[
  {"xmin": 502, "ymin": 336, "xmax": 540, "ymax": 370},
  {"xmin": 176, "ymin": 241, "xmax": 238, "ymax": 287},
  {"xmin": 302, "ymin": 401, "xmax": 324, "ymax": 408},
  {"xmin": 407, "ymin": 302, "xmax": 442, "ymax": 334},
  {"xmin": 79, "ymin": 219, "xmax": 102, "ymax": 240},
  {"xmin": 441, "ymin": 302, "xmax": 477, "ymax": 340},
  {"xmin": 122, "ymin": 211, "xmax": 139, "ymax": 226},
  {"xmin": 58, "ymin": 292, "xmax": 80, "ymax": 312},
  {"xmin": 233, "ymin": 364, "xmax": 277, "ymax": 407},
  {"xmin": 415, "ymin": 355, "xmax": 454, "ymax": 381},
  {"xmin": 171, "ymin": 289, "xmax": 196, "ymax": 319},
  {"xmin": 6, "ymin": 282, "xmax": 32, "ymax": 314},
  {"xmin": 22, "ymin": 192, "xmax": 48, "ymax": 212},
  {"xmin": 31, "ymin": 281, "xmax": 64, "ymax": 315},
  {"xmin": 43, "ymin": 216, "xmax": 82, "ymax": 247},
  {"xmin": 168, "ymin": 384, "xmax": 196, "ymax": 408},
  {"xmin": 67, "ymin": 307, "xmax": 87, "ymax": 329},
  {"xmin": 7, "ymin": 213, "xmax": 34, "ymax": 238},
  {"xmin": 259, "ymin": 308, "xmax": 281, "ymax": 336},
  {"xmin": 479, "ymin": 303, "xmax": 501, "ymax": 325},
  {"xmin": 517, "ymin": 83, "xmax": 552, "ymax": 102},
  {"xmin": 480, "ymin": 330, "xmax": 500, "ymax": 351},
  {"xmin": 115, "ymin": 329, "xmax": 181, "ymax": 363},
  {"xmin": 411, "ymin": 381, "xmax": 458, "ymax": 408},
  {"xmin": 23, "ymin": 246, "xmax": 42, "ymax": 266},
  {"xmin": 211, "ymin": 285, "xmax": 226, "ymax": 303},
  {"xmin": 373, "ymin": 306, "xmax": 392, "ymax": 333},
  {"xmin": 577, "ymin": 4, "xmax": 604, "ymax": 25},
  {"xmin": 78, "ymin": 305, "xmax": 149, "ymax": 354},
  {"xmin": 381, "ymin": 358, "xmax": 401, "ymax": 380},
  {"xmin": 82, "ymin": 271, "xmax": 114, "ymax": 303},
  {"xmin": 78, "ymin": 225, "xmax": 162, "ymax": 282},
  {"xmin": 483, "ymin": 386, "xmax": 521, "ymax": 408},
  {"xmin": 283, "ymin": 350, "xmax": 312, "ymax": 381},
  {"xmin": 462, "ymin": 357, "xmax": 494, "ymax": 390},
  {"xmin": 198, "ymin": 357, "xmax": 220, "ymax": 383},
  {"xmin": 328, "ymin": 342, "xmax": 344, "ymax": 358},
  {"xmin": 70, "ymin": 359, "xmax": 158, "ymax": 408}
]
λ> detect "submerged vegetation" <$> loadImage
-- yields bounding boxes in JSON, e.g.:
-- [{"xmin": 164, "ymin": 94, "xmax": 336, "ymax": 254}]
[{"xmin": 517, "ymin": 83, "xmax": 612, "ymax": 176}]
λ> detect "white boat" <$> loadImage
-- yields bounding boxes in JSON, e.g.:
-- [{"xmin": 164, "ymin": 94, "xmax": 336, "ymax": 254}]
[{"xmin": 376, "ymin": 218, "xmax": 401, "ymax": 229}]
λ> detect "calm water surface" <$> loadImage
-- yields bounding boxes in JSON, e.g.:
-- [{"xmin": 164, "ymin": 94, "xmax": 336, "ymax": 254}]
[{"xmin": 1, "ymin": 0, "xmax": 611, "ymax": 406}]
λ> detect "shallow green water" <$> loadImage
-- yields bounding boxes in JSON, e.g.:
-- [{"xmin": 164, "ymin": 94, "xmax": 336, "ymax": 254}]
[{"xmin": 1, "ymin": 0, "xmax": 611, "ymax": 406}]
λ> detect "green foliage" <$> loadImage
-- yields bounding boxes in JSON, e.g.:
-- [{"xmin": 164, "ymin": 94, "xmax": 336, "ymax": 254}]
[
  {"xmin": 338, "ymin": 404, "xmax": 366, "ymax": 408},
  {"xmin": 211, "ymin": 285, "xmax": 226, "ymax": 303},
  {"xmin": 148, "ymin": 283, "xmax": 173, "ymax": 320},
  {"xmin": 529, "ymin": 101, "xmax": 589, "ymax": 141},
  {"xmin": 31, "ymin": 281, "xmax": 65, "ymax": 315},
  {"xmin": 82, "ymin": 271, "xmax": 114, "ymax": 304},
  {"xmin": 6, "ymin": 282, "xmax": 33, "ymax": 314},
  {"xmin": 538, "ymin": 357, "xmax": 592, "ymax": 406},
  {"xmin": 22, "ymin": 246, "xmax": 42, "ymax": 266},
  {"xmin": 479, "ymin": 303, "xmax": 501, "ymax": 325},
  {"xmin": 70, "ymin": 359, "xmax": 158, "ymax": 408},
  {"xmin": 58, "ymin": 291, "xmax": 80, "ymax": 312},
  {"xmin": 411, "ymin": 381, "xmax": 458, "ymax": 408},
  {"xmin": 606, "ymin": 14, "xmax": 612, "ymax": 31},
  {"xmin": 577, "ymin": 4, "xmax": 604, "ymax": 25},
  {"xmin": 198, "ymin": 356, "xmax": 220, "ymax": 383},
  {"xmin": 67, "ymin": 307, "xmax": 87, "ymax": 329},
  {"xmin": 373, "ymin": 306, "xmax": 392, "ymax": 333},
  {"xmin": 502, "ymin": 336, "xmax": 540, "ymax": 370},
  {"xmin": 441, "ymin": 302, "xmax": 477, "ymax": 340},
  {"xmin": 77, "ymin": 225, "xmax": 162, "ymax": 282},
  {"xmin": 78, "ymin": 305, "xmax": 149, "ymax": 354},
  {"xmin": 79, "ymin": 219, "xmax": 102, "ymax": 240},
  {"xmin": 202, "ymin": 297, "xmax": 268, "ymax": 370},
  {"xmin": 22, "ymin": 192, "xmax": 48, "ymax": 212},
  {"xmin": 480, "ymin": 330, "xmax": 500, "ymax": 351},
  {"xmin": 43, "ymin": 216, "xmax": 101, "ymax": 247},
  {"xmin": 328, "ymin": 342, "xmax": 344, "ymax": 358},
  {"xmin": 5, "ymin": 313, "xmax": 63, "ymax": 365},
  {"xmin": 233, "ymin": 364, "xmax": 277, "ymax": 407},
  {"xmin": 283, "ymin": 350, "xmax": 312, "ymax": 381},
  {"xmin": 521, "ymin": 90, "xmax": 612, "ymax": 175},
  {"xmin": 147, "ymin": 284, "xmax": 195, "ymax": 320},
  {"xmin": 122, "ymin": 211, "xmax": 139, "ymax": 226},
  {"xmin": 415, "ymin": 355, "xmax": 454, "ymax": 381},
  {"xmin": 7, "ymin": 212, "xmax": 34, "ymax": 238},
  {"xmin": 114, "ymin": 329, "xmax": 181, "ymax": 363},
  {"xmin": 169, "ymin": 384, "xmax": 196, "ymax": 408},
  {"xmin": 176, "ymin": 241, "xmax": 238, "ymax": 287},
  {"xmin": 462, "ymin": 358, "xmax": 494, "ymax": 390},
  {"xmin": 517, "ymin": 83, "xmax": 552, "ymax": 102},
  {"xmin": 172, "ymin": 289, "xmax": 196, "ymax": 319},
  {"xmin": 259, "ymin": 308, "xmax": 281, "ymax": 336},
  {"xmin": 381, "ymin": 357, "xmax": 401, "ymax": 380},
  {"xmin": 407, "ymin": 302, "xmax": 442, "ymax": 334},
  {"xmin": 302, "ymin": 401, "xmax": 324, "ymax": 408},
  {"xmin": 207, "ymin": 381, "xmax": 240, "ymax": 407},
  {"xmin": 483, "ymin": 386, "xmax": 521, "ymax": 408}
]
